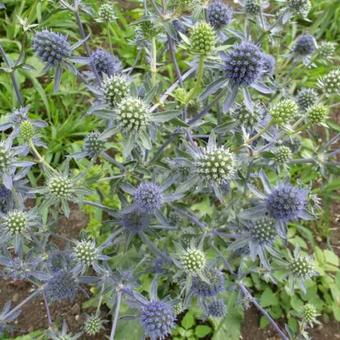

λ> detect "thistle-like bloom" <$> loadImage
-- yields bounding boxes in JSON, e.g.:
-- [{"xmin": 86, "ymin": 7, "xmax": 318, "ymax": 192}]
[
  {"xmin": 261, "ymin": 53, "xmax": 276, "ymax": 75},
  {"xmin": 33, "ymin": 30, "xmax": 71, "ymax": 66},
  {"xmin": 176, "ymin": 132, "xmax": 236, "ymax": 201},
  {"xmin": 190, "ymin": 22, "xmax": 216, "ymax": 56},
  {"xmin": 0, "ymin": 106, "xmax": 47, "ymax": 142},
  {"xmin": 307, "ymin": 104, "xmax": 328, "ymax": 125},
  {"xmin": 317, "ymin": 69, "xmax": 340, "ymax": 96},
  {"xmin": 0, "ymin": 138, "xmax": 33, "ymax": 189},
  {"xmin": 274, "ymin": 146, "xmax": 292, "ymax": 164},
  {"xmin": 284, "ymin": 248, "xmax": 317, "ymax": 293},
  {"xmin": 0, "ymin": 209, "xmax": 40, "ymax": 252},
  {"xmin": 293, "ymin": 34, "xmax": 317, "ymax": 57},
  {"xmin": 98, "ymin": 3, "xmax": 116, "ymax": 22},
  {"xmin": 231, "ymin": 103, "xmax": 265, "ymax": 130},
  {"xmin": 296, "ymin": 88, "xmax": 317, "ymax": 111},
  {"xmin": 174, "ymin": 240, "xmax": 207, "ymax": 278},
  {"xmin": 222, "ymin": 41, "xmax": 264, "ymax": 87},
  {"xmin": 102, "ymin": 74, "xmax": 129, "ymax": 107},
  {"xmin": 266, "ymin": 184, "xmax": 309, "ymax": 222},
  {"xmin": 269, "ymin": 99, "xmax": 298, "ymax": 126},
  {"xmin": 243, "ymin": 171, "xmax": 313, "ymax": 231},
  {"xmin": 72, "ymin": 131, "xmax": 108, "ymax": 160},
  {"xmin": 90, "ymin": 49, "xmax": 122, "ymax": 78},
  {"xmin": 72, "ymin": 235, "xmax": 113, "ymax": 274},
  {"xmin": 191, "ymin": 267, "xmax": 225, "ymax": 297},
  {"xmin": 125, "ymin": 281, "xmax": 176, "ymax": 340},
  {"xmin": 301, "ymin": 304, "xmax": 320, "ymax": 327},
  {"xmin": 32, "ymin": 30, "xmax": 84, "ymax": 91},
  {"xmin": 140, "ymin": 300, "xmax": 176, "ymax": 340},
  {"xmin": 33, "ymin": 164, "xmax": 91, "ymax": 217},
  {"xmin": 84, "ymin": 314, "xmax": 105, "ymax": 336},
  {"xmin": 207, "ymin": 1, "xmax": 233, "ymax": 29},
  {"xmin": 204, "ymin": 300, "xmax": 226, "ymax": 318},
  {"xmin": 244, "ymin": 0, "xmax": 262, "ymax": 15},
  {"xmin": 228, "ymin": 217, "xmax": 279, "ymax": 268},
  {"xmin": 287, "ymin": 0, "xmax": 311, "ymax": 17},
  {"xmin": 45, "ymin": 270, "xmax": 79, "ymax": 302},
  {"xmin": 318, "ymin": 41, "xmax": 336, "ymax": 60},
  {"xmin": 121, "ymin": 177, "xmax": 182, "ymax": 219}
]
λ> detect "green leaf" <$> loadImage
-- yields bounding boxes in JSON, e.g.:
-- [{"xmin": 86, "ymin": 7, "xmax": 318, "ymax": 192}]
[
  {"xmin": 260, "ymin": 287, "xmax": 279, "ymax": 307},
  {"xmin": 259, "ymin": 315, "xmax": 269, "ymax": 329},
  {"xmin": 213, "ymin": 292, "xmax": 242, "ymax": 340},
  {"xmin": 332, "ymin": 302, "xmax": 340, "ymax": 321},
  {"xmin": 324, "ymin": 249, "xmax": 339, "ymax": 267},
  {"xmin": 195, "ymin": 325, "xmax": 212, "ymax": 338},
  {"xmin": 181, "ymin": 311, "xmax": 195, "ymax": 330}
]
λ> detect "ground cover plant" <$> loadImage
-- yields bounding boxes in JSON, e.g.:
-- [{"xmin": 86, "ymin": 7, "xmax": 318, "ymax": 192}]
[{"xmin": 0, "ymin": 0, "xmax": 339, "ymax": 339}]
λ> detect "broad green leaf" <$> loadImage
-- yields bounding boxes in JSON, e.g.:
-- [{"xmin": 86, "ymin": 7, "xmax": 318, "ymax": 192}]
[
  {"xmin": 181, "ymin": 311, "xmax": 195, "ymax": 330},
  {"xmin": 260, "ymin": 288, "xmax": 279, "ymax": 307}
]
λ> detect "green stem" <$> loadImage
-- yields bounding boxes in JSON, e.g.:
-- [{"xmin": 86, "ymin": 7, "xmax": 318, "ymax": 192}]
[
  {"xmin": 185, "ymin": 56, "xmax": 205, "ymax": 105},
  {"xmin": 96, "ymin": 279, "xmax": 106, "ymax": 316},
  {"xmin": 107, "ymin": 23, "xmax": 113, "ymax": 54},
  {"xmin": 151, "ymin": 37, "xmax": 157, "ymax": 85},
  {"xmin": 29, "ymin": 140, "xmax": 58, "ymax": 174}
]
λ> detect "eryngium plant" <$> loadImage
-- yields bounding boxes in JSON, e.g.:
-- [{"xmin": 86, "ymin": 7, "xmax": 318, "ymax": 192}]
[{"xmin": 0, "ymin": 0, "xmax": 338, "ymax": 339}]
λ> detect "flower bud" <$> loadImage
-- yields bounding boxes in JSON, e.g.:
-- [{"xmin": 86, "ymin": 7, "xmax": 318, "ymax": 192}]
[
  {"xmin": 190, "ymin": 22, "xmax": 216, "ymax": 57},
  {"xmin": 102, "ymin": 75, "xmax": 129, "ymax": 107},
  {"xmin": 274, "ymin": 146, "xmax": 292, "ymax": 163},
  {"xmin": 116, "ymin": 97, "xmax": 150, "ymax": 132},
  {"xmin": 195, "ymin": 147, "xmax": 235, "ymax": 184},
  {"xmin": 181, "ymin": 248, "xmax": 206, "ymax": 274},
  {"xmin": 48, "ymin": 176, "xmax": 73, "ymax": 199},
  {"xmin": 270, "ymin": 99, "xmax": 298, "ymax": 125},
  {"xmin": 4, "ymin": 210, "xmax": 27, "ymax": 235},
  {"xmin": 307, "ymin": 104, "xmax": 328, "ymax": 124},
  {"xmin": 20, "ymin": 121, "xmax": 35, "ymax": 140}
]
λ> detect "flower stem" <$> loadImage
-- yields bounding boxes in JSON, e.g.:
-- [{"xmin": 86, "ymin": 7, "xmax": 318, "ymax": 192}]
[
  {"xmin": 96, "ymin": 279, "xmax": 106, "ymax": 316},
  {"xmin": 151, "ymin": 37, "xmax": 157, "ymax": 85},
  {"xmin": 239, "ymin": 283, "xmax": 289, "ymax": 340},
  {"xmin": 185, "ymin": 56, "xmax": 205, "ymax": 105},
  {"xmin": 109, "ymin": 290, "xmax": 122, "ymax": 340},
  {"xmin": 107, "ymin": 23, "xmax": 113, "ymax": 54},
  {"xmin": 10, "ymin": 72, "xmax": 24, "ymax": 106},
  {"xmin": 43, "ymin": 290, "xmax": 52, "ymax": 326},
  {"xmin": 29, "ymin": 140, "xmax": 58, "ymax": 174},
  {"xmin": 74, "ymin": 8, "xmax": 101, "ymax": 86}
]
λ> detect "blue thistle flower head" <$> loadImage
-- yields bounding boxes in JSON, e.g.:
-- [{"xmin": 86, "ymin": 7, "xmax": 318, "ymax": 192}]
[
  {"xmin": 222, "ymin": 41, "xmax": 263, "ymax": 87},
  {"xmin": 134, "ymin": 182, "xmax": 163, "ymax": 214},
  {"xmin": 191, "ymin": 267, "xmax": 225, "ymax": 297},
  {"xmin": 33, "ymin": 30, "xmax": 71, "ymax": 66},
  {"xmin": 266, "ymin": 183, "xmax": 308, "ymax": 223},
  {"xmin": 90, "ymin": 49, "xmax": 122, "ymax": 77},
  {"xmin": 205, "ymin": 300, "xmax": 226, "ymax": 318},
  {"xmin": 293, "ymin": 34, "xmax": 317, "ymax": 56},
  {"xmin": 140, "ymin": 300, "xmax": 176, "ymax": 340},
  {"xmin": 45, "ymin": 270, "xmax": 78, "ymax": 302},
  {"xmin": 207, "ymin": 1, "xmax": 233, "ymax": 29},
  {"xmin": 261, "ymin": 53, "xmax": 276, "ymax": 75}
]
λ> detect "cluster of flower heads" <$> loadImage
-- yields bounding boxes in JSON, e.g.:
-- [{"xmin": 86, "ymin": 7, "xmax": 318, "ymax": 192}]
[{"xmin": 0, "ymin": 0, "xmax": 337, "ymax": 338}]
